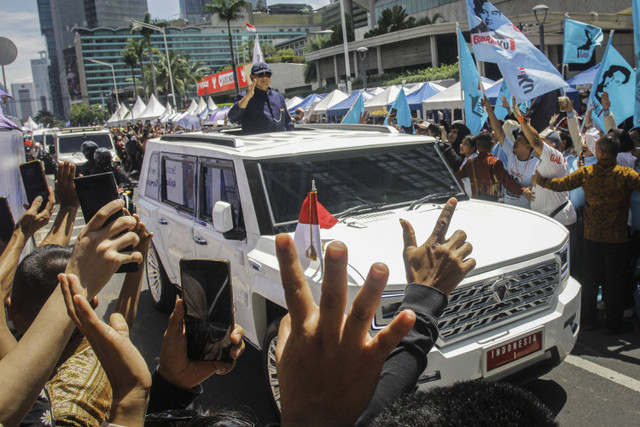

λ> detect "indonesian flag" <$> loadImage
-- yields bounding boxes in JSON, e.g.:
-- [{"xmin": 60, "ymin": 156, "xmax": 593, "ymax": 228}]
[
  {"xmin": 294, "ymin": 181, "xmax": 337, "ymax": 261},
  {"xmin": 246, "ymin": 23, "xmax": 257, "ymax": 32}
]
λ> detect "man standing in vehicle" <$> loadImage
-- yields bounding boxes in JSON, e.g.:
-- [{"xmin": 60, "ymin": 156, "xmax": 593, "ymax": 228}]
[{"xmin": 228, "ymin": 62, "xmax": 294, "ymax": 134}]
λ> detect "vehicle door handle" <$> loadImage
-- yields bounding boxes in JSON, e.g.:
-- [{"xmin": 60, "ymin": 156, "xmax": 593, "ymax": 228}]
[
  {"xmin": 193, "ymin": 236, "xmax": 208, "ymax": 245},
  {"xmin": 158, "ymin": 218, "xmax": 168, "ymax": 225}
]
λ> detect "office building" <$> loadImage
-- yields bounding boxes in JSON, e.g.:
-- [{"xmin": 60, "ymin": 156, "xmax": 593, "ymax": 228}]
[
  {"xmin": 11, "ymin": 83, "xmax": 36, "ymax": 120},
  {"xmin": 31, "ymin": 51, "xmax": 53, "ymax": 114}
]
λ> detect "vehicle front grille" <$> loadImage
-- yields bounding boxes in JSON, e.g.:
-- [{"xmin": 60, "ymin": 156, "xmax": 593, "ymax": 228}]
[{"xmin": 438, "ymin": 260, "xmax": 559, "ymax": 343}]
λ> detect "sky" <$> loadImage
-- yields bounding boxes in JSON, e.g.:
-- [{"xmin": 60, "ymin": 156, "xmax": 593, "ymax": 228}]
[{"xmin": 1, "ymin": 0, "xmax": 329, "ymax": 91}]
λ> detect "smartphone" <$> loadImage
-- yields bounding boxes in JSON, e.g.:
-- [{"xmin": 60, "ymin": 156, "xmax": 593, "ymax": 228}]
[
  {"xmin": 0, "ymin": 197, "xmax": 15, "ymax": 252},
  {"xmin": 180, "ymin": 258, "xmax": 235, "ymax": 362},
  {"xmin": 74, "ymin": 172, "xmax": 138, "ymax": 273},
  {"xmin": 19, "ymin": 161, "xmax": 49, "ymax": 213}
]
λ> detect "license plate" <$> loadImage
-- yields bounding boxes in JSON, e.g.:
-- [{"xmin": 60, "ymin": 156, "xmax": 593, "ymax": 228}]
[{"xmin": 486, "ymin": 331, "xmax": 543, "ymax": 372}]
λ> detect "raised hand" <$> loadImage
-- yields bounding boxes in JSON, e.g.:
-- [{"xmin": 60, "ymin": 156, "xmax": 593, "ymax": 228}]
[
  {"xmin": 54, "ymin": 161, "xmax": 79, "ymax": 209},
  {"xmin": 17, "ymin": 188, "xmax": 55, "ymax": 239},
  {"xmin": 399, "ymin": 198, "xmax": 475, "ymax": 296},
  {"xmin": 274, "ymin": 235, "xmax": 415, "ymax": 427},
  {"xmin": 158, "ymin": 299, "xmax": 245, "ymax": 390},
  {"xmin": 601, "ymin": 91, "xmax": 611, "ymax": 110},
  {"xmin": 500, "ymin": 94, "xmax": 511, "ymax": 112}
]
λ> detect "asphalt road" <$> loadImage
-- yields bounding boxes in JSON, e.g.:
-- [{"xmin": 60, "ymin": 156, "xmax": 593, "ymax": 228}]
[{"xmin": 34, "ymin": 183, "xmax": 640, "ymax": 426}]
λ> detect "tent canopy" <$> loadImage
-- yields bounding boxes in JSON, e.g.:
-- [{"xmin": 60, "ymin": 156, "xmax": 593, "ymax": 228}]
[
  {"xmin": 289, "ymin": 93, "xmax": 324, "ymax": 114},
  {"xmin": 137, "ymin": 94, "xmax": 165, "ymax": 120},
  {"xmin": 313, "ymin": 89, "xmax": 349, "ymax": 114},
  {"xmin": 327, "ymin": 90, "xmax": 374, "ymax": 117},
  {"xmin": 365, "ymin": 86, "xmax": 403, "ymax": 112},
  {"xmin": 422, "ymin": 77, "xmax": 495, "ymax": 112},
  {"xmin": 286, "ymin": 96, "xmax": 303, "ymax": 109},
  {"xmin": 130, "ymin": 96, "xmax": 147, "ymax": 119},
  {"xmin": 566, "ymin": 64, "xmax": 600, "ymax": 87},
  {"xmin": 405, "ymin": 82, "xmax": 446, "ymax": 110}
]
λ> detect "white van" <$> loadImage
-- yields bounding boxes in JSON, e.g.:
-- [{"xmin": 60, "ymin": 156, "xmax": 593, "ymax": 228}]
[{"xmin": 137, "ymin": 125, "xmax": 581, "ymax": 410}]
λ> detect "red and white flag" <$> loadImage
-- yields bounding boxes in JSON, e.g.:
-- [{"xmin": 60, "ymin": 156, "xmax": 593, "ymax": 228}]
[
  {"xmin": 294, "ymin": 181, "xmax": 337, "ymax": 261},
  {"xmin": 246, "ymin": 23, "xmax": 257, "ymax": 32}
]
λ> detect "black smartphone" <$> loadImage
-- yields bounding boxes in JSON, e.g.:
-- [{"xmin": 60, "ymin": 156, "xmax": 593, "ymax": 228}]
[
  {"xmin": 180, "ymin": 258, "xmax": 235, "ymax": 362},
  {"xmin": 74, "ymin": 172, "xmax": 138, "ymax": 273},
  {"xmin": 19, "ymin": 161, "xmax": 49, "ymax": 213},
  {"xmin": 0, "ymin": 197, "xmax": 15, "ymax": 253}
]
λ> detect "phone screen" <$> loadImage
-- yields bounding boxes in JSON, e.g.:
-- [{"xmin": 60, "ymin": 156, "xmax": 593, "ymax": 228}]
[
  {"xmin": 0, "ymin": 197, "xmax": 15, "ymax": 253},
  {"xmin": 19, "ymin": 161, "xmax": 49, "ymax": 213},
  {"xmin": 180, "ymin": 258, "xmax": 234, "ymax": 362},
  {"xmin": 74, "ymin": 172, "xmax": 138, "ymax": 273}
]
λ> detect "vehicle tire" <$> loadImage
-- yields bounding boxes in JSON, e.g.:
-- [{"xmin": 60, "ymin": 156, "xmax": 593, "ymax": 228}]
[
  {"xmin": 262, "ymin": 318, "xmax": 283, "ymax": 418},
  {"xmin": 146, "ymin": 242, "xmax": 177, "ymax": 312}
]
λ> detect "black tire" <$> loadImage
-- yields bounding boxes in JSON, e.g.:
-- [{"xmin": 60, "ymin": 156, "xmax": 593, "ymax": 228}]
[
  {"xmin": 146, "ymin": 242, "xmax": 177, "ymax": 312},
  {"xmin": 262, "ymin": 318, "xmax": 283, "ymax": 418}
]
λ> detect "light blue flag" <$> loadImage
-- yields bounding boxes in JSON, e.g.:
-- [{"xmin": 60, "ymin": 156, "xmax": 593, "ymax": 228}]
[
  {"xmin": 341, "ymin": 92, "xmax": 364, "ymax": 124},
  {"xmin": 465, "ymin": 0, "xmax": 568, "ymax": 102},
  {"xmin": 633, "ymin": 0, "xmax": 640, "ymax": 126},
  {"xmin": 587, "ymin": 37, "xmax": 635, "ymax": 132},
  {"xmin": 384, "ymin": 86, "xmax": 413, "ymax": 132},
  {"xmin": 493, "ymin": 80, "xmax": 529, "ymax": 120},
  {"xmin": 563, "ymin": 17, "xmax": 603, "ymax": 64},
  {"xmin": 457, "ymin": 28, "xmax": 487, "ymax": 134}
]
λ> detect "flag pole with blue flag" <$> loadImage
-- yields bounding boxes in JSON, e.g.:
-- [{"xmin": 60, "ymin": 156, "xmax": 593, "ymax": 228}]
[
  {"xmin": 563, "ymin": 16, "xmax": 603, "ymax": 64},
  {"xmin": 384, "ymin": 84, "xmax": 413, "ymax": 133},
  {"xmin": 341, "ymin": 92, "xmax": 364, "ymax": 124},
  {"xmin": 457, "ymin": 26, "xmax": 487, "ymax": 134},
  {"xmin": 586, "ymin": 30, "xmax": 635, "ymax": 132},
  {"xmin": 633, "ymin": 0, "xmax": 640, "ymax": 126}
]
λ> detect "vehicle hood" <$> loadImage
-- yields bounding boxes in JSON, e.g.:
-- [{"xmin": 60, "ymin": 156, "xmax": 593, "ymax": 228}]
[{"xmin": 301, "ymin": 200, "xmax": 568, "ymax": 286}]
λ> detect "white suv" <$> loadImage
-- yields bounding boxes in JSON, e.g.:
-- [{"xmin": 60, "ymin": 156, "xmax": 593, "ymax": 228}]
[
  {"xmin": 53, "ymin": 127, "xmax": 118, "ymax": 167},
  {"xmin": 138, "ymin": 125, "xmax": 581, "ymax": 409}
]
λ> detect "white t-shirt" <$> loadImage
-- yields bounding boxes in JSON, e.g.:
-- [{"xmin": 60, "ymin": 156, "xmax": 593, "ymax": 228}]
[
  {"xmin": 531, "ymin": 143, "xmax": 577, "ymax": 226},
  {"xmin": 502, "ymin": 136, "xmax": 539, "ymax": 209}
]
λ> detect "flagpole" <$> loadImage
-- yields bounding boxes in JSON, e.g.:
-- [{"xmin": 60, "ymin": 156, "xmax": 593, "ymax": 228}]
[{"xmin": 456, "ymin": 22, "xmax": 465, "ymax": 122}]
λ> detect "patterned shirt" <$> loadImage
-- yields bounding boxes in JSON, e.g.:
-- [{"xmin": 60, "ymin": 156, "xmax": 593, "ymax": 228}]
[{"xmin": 536, "ymin": 159, "xmax": 640, "ymax": 243}]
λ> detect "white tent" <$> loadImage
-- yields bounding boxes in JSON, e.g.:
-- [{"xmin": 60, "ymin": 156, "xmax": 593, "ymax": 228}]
[
  {"xmin": 184, "ymin": 99, "xmax": 198, "ymax": 114},
  {"xmin": 313, "ymin": 89, "xmax": 349, "ymax": 115},
  {"xmin": 137, "ymin": 94, "xmax": 165, "ymax": 120},
  {"xmin": 421, "ymin": 79, "xmax": 495, "ymax": 116},
  {"xmin": 368, "ymin": 87, "xmax": 385, "ymax": 95},
  {"xmin": 22, "ymin": 117, "xmax": 38, "ymax": 132},
  {"xmin": 195, "ymin": 98, "xmax": 208, "ymax": 115},
  {"xmin": 364, "ymin": 85, "xmax": 409, "ymax": 112},
  {"xmin": 158, "ymin": 103, "xmax": 173, "ymax": 122},
  {"xmin": 207, "ymin": 97, "xmax": 218, "ymax": 111},
  {"xmin": 130, "ymin": 96, "xmax": 147, "ymax": 119},
  {"xmin": 286, "ymin": 96, "xmax": 303, "ymax": 109}
]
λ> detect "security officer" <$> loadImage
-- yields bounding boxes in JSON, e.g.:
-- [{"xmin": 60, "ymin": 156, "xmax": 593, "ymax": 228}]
[{"xmin": 228, "ymin": 62, "xmax": 294, "ymax": 134}]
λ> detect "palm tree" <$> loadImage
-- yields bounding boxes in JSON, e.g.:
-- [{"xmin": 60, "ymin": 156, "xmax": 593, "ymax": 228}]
[
  {"xmin": 131, "ymin": 12, "xmax": 166, "ymax": 99},
  {"xmin": 205, "ymin": 0, "xmax": 249, "ymax": 94},
  {"xmin": 122, "ymin": 39, "xmax": 142, "ymax": 99},
  {"xmin": 149, "ymin": 51, "xmax": 211, "ymax": 106}
]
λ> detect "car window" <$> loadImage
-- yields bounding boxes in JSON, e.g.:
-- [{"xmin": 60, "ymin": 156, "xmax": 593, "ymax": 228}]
[
  {"xmin": 161, "ymin": 156, "xmax": 195, "ymax": 213},
  {"xmin": 199, "ymin": 159, "xmax": 244, "ymax": 231},
  {"xmin": 145, "ymin": 152, "xmax": 160, "ymax": 201},
  {"xmin": 57, "ymin": 134, "xmax": 113, "ymax": 153}
]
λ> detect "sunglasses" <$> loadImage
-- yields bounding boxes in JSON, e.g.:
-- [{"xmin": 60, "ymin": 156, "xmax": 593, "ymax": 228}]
[{"xmin": 255, "ymin": 72, "xmax": 272, "ymax": 78}]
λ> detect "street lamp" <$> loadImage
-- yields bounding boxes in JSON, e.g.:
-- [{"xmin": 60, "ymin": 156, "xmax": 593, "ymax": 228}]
[
  {"xmin": 532, "ymin": 4, "xmax": 549, "ymax": 54},
  {"xmin": 127, "ymin": 18, "xmax": 176, "ymax": 109},
  {"xmin": 356, "ymin": 47, "xmax": 368, "ymax": 90},
  {"xmin": 88, "ymin": 58, "xmax": 120, "ymax": 121}
]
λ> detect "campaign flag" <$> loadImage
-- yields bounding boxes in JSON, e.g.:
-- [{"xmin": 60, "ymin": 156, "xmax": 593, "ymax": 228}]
[
  {"xmin": 245, "ymin": 23, "xmax": 257, "ymax": 33},
  {"xmin": 384, "ymin": 85, "xmax": 413, "ymax": 132},
  {"xmin": 293, "ymin": 181, "xmax": 337, "ymax": 261},
  {"xmin": 563, "ymin": 17, "xmax": 603, "ymax": 64},
  {"xmin": 587, "ymin": 36, "xmax": 635, "ymax": 132},
  {"xmin": 465, "ymin": 0, "xmax": 567, "ymax": 102},
  {"xmin": 341, "ymin": 92, "xmax": 365, "ymax": 124},
  {"xmin": 457, "ymin": 27, "xmax": 487, "ymax": 134},
  {"xmin": 633, "ymin": 0, "xmax": 640, "ymax": 126},
  {"xmin": 253, "ymin": 35, "xmax": 264, "ymax": 64},
  {"xmin": 493, "ymin": 80, "xmax": 529, "ymax": 120}
]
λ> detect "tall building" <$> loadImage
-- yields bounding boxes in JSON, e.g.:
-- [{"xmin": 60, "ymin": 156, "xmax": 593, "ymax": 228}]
[
  {"xmin": 31, "ymin": 51, "xmax": 53, "ymax": 114},
  {"xmin": 36, "ymin": 0, "xmax": 148, "ymax": 118},
  {"xmin": 179, "ymin": 0, "xmax": 210, "ymax": 24},
  {"xmin": 11, "ymin": 83, "xmax": 36, "ymax": 120}
]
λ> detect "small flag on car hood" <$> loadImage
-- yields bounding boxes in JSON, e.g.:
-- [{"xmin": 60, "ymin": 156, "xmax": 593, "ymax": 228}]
[{"xmin": 294, "ymin": 181, "xmax": 337, "ymax": 261}]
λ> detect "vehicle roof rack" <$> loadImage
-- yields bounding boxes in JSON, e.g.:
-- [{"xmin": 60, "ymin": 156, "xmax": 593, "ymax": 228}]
[
  {"xmin": 58, "ymin": 126, "xmax": 104, "ymax": 133},
  {"xmin": 294, "ymin": 123, "xmax": 396, "ymax": 133},
  {"xmin": 160, "ymin": 133, "xmax": 244, "ymax": 148}
]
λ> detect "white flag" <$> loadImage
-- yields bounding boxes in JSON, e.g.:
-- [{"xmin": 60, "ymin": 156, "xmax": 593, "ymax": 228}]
[{"xmin": 253, "ymin": 34, "xmax": 264, "ymax": 64}]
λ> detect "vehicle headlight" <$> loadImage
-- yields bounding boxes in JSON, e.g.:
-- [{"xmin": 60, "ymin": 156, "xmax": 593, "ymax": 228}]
[{"xmin": 555, "ymin": 240, "xmax": 570, "ymax": 294}]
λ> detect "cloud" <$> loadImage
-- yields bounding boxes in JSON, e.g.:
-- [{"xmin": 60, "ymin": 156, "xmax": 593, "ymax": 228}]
[{"xmin": 0, "ymin": 9, "xmax": 47, "ymax": 87}]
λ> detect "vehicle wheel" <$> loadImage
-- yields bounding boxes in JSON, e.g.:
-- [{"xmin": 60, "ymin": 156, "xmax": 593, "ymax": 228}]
[
  {"xmin": 146, "ymin": 242, "xmax": 177, "ymax": 312},
  {"xmin": 263, "ymin": 318, "xmax": 282, "ymax": 418}
]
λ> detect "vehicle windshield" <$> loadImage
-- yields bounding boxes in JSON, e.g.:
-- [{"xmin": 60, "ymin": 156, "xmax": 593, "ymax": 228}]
[
  {"xmin": 257, "ymin": 143, "xmax": 462, "ymax": 229},
  {"xmin": 57, "ymin": 134, "xmax": 113, "ymax": 153}
]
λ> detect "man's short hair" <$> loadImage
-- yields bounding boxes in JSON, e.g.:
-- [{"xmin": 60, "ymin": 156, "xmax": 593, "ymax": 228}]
[
  {"xmin": 370, "ymin": 379, "xmax": 557, "ymax": 427},
  {"xmin": 597, "ymin": 133, "xmax": 620, "ymax": 155},
  {"xmin": 473, "ymin": 131, "xmax": 493, "ymax": 151},
  {"xmin": 12, "ymin": 245, "xmax": 73, "ymax": 327}
]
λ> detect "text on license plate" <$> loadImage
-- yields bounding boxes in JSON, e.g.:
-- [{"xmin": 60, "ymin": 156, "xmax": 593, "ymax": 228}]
[{"xmin": 486, "ymin": 331, "xmax": 543, "ymax": 372}]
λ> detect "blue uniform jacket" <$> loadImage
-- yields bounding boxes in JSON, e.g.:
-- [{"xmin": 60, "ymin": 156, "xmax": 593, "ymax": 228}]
[{"xmin": 228, "ymin": 87, "xmax": 294, "ymax": 134}]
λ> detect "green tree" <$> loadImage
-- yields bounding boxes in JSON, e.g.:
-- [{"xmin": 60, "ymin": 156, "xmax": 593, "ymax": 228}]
[
  {"xmin": 130, "ymin": 12, "xmax": 167, "ymax": 99},
  {"xmin": 69, "ymin": 104, "xmax": 93, "ymax": 126},
  {"xmin": 34, "ymin": 110, "xmax": 56, "ymax": 128},
  {"xmin": 146, "ymin": 51, "xmax": 210, "ymax": 107},
  {"xmin": 121, "ymin": 39, "xmax": 142, "ymax": 98},
  {"xmin": 255, "ymin": 0, "xmax": 267, "ymax": 12},
  {"xmin": 91, "ymin": 104, "xmax": 110, "ymax": 124},
  {"xmin": 365, "ymin": 5, "xmax": 417, "ymax": 38},
  {"xmin": 205, "ymin": 0, "xmax": 249, "ymax": 94},
  {"xmin": 329, "ymin": 14, "xmax": 354, "ymax": 47}
]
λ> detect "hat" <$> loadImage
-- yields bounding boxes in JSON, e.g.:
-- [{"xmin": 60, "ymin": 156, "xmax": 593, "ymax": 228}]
[
  {"xmin": 542, "ymin": 130, "xmax": 561, "ymax": 147},
  {"xmin": 295, "ymin": 107, "xmax": 305, "ymax": 115},
  {"xmin": 251, "ymin": 62, "xmax": 272, "ymax": 75},
  {"xmin": 415, "ymin": 120, "xmax": 429, "ymax": 130},
  {"xmin": 502, "ymin": 120, "xmax": 520, "ymax": 140}
]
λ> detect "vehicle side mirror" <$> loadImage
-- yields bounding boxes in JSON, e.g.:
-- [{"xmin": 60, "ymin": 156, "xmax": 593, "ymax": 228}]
[{"xmin": 213, "ymin": 201, "xmax": 234, "ymax": 233}]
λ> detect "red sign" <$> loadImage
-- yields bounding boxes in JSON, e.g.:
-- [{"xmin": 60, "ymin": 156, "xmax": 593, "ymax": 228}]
[
  {"xmin": 197, "ymin": 66, "xmax": 250, "ymax": 96},
  {"xmin": 486, "ymin": 331, "xmax": 542, "ymax": 371}
]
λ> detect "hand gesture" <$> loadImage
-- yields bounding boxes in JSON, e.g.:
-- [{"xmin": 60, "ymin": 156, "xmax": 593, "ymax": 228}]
[
  {"xmin": 60, "ymin": 273, "xmax": 150, "ymax": 426},
  {"xmin": 500, "ymin": 95, "xmax": 511, "ymax": 112},
  {"xmin": 157, "ymin": 299, "xmax": 245, "ymax": 390},
  {"xmin": 245, "ymin": 79, "xmax": 257, "ymax": 100},
  {"xmin": 358, "ymin": 110, "xmax": 370, "ymax": 124},
  {"xmin": 511, "ymin": 96, "xmax": 523, "ymax": 120},
  {"xmin": 601, "ymin": 91, "xmax": 611, "ymax": 110},
  {"xmin": 400, "ymin": 198, "xmax": 475, "ymax": 296},
  {"xmin": 65, "ymin": 199, "xmax": 142, "ymax": 298},
  {"xmin": 548, "ymin": 113, "xmax": 560, "ymax": 128},
  {"xmin": 17, "ymin": 188, "xmax": 55, "ymax": 238},
  {"xmin": 274, "ymin": 236, "xmax": 415, "ymax": 427},
  {"xmin": 481, "ymin": 94, "xmax": 492, "ymax": 110},
  {"xmin": 130, "ymin": 214, "xmax": 153, "ymax": 258},
  {"xmin": 523, "ymin": 187, "xmax": 536, "ymax": 202},
  {"xmin": 54, "ymin": 162, "xmax": 79, "ymax": 209},
  {"xmin": 585, "ymin": 104, "xmax": 594, "ymax": 128}
]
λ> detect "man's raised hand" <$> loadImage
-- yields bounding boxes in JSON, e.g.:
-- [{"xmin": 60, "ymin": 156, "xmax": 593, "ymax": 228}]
[{"xmin": 400, "ymin": 198, "xmax": 475, "ymax": 296}]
